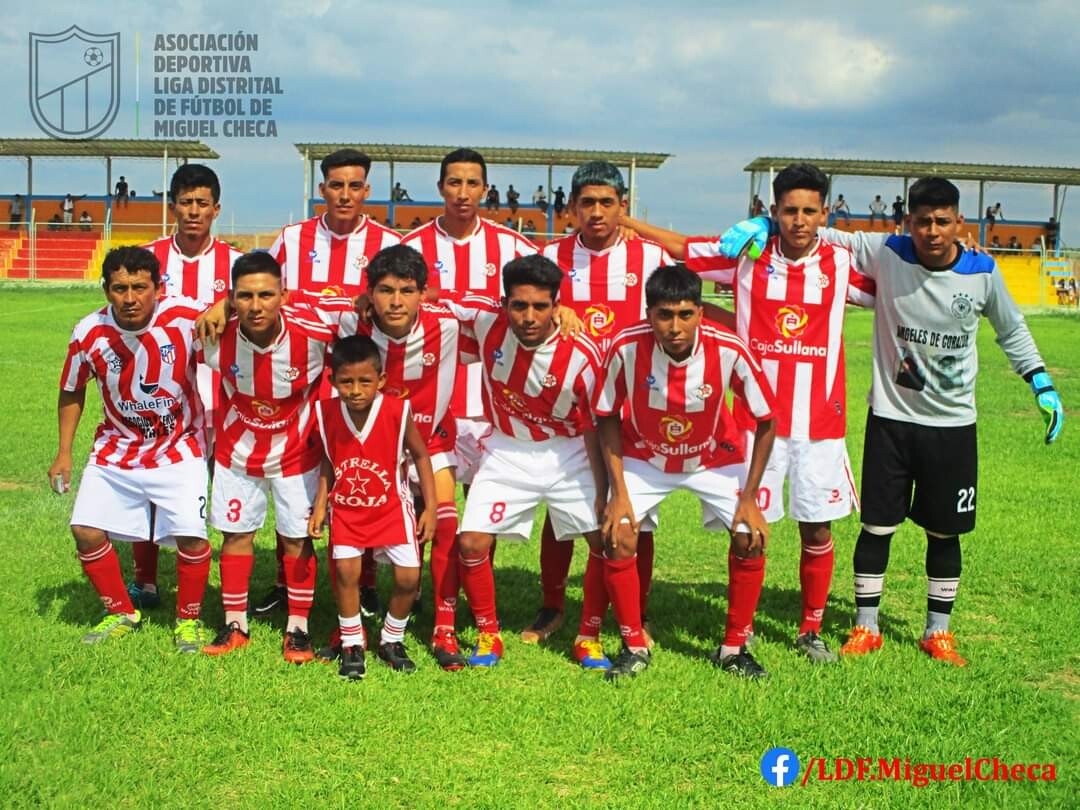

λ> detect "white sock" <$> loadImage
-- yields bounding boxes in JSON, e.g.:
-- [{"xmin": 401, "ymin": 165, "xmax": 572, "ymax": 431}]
[
  {"xmin": 287, "ymin": 615, "xmax": 308, "ymax": 634},
  {"xmin": 380, "ymin": 612, "xmax": 408, "ymax": 645},
  {"xmin": 719, "ymin": 644, "xmax": 742, "ymax": 658},
  {"xmin": 339, "ymin": 614, "xmax": 365, "ymax": 649},
  {"xmin": 225, "ymin": 610, "xmax": 248, "ymax": 634}
]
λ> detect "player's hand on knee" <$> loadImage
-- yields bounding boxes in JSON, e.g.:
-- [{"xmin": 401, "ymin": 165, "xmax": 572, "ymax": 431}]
[
  {"xmin": 1031, "ymin": 371, "xmax": 1064, "ymax": 444},
  {"xmin": 731, "ymin": 495, "xmax": 768, "ymax": 555},
  {"xmin": 602, "ymin": 496, "xmax": 638, "ymax": 545}
]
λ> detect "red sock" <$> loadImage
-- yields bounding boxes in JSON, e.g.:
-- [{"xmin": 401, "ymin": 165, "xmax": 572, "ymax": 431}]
[
  {"xmin": 220, "ymin": 552, "xmax": 255, "ymax": 614},
  {"xmin": 132, "ymin": 541, "xmax": 159, "ymax": 587},
  {"xmin": 79, "ymin": 542, "xmax": 134, "ymax": 614},
  {"xmin": 430, "ymin": 502, "xmax": 460, "ymax": 632},
  {"xmin": 175, "ymin": 543, "xmax": 211, "ymax": 620},
  {"xmin": 577, "ymin": 550, "xmax": 609, "ymax": 638},
  {"xmin": 273, "ymin": 534, "xmax": 286, "ymax": 588},
  {"xmin": 799, "ymin": 538, "xmax": 834, "ymax": 634},
  {"xmin": 489, "ymin": 538, "xmax": 498, "ymax": 567},
  {"xmin": 539, "ymin": 518, "xmax": 574, "ymax": 612},
  {"xmin": 637, "ymin": 530, "xmax": 655, "ymax": 616},
  {"xmin": 458, "ymin": 551, "xmax": 499, "ymax": 633},
  {"xmin": 360, "ymin": 548, "xmax": 377, "ymax": 589},
  {"xmin": 603, "ymin": 555, "xmax": 647, "ymax": 650},
  {"xmin": 284, "ymin": 553, "xmax": 316, "ymax": 619},
  {"xmin": 724, "ymin": 553, "xmax": 765, "ymax": 647}
]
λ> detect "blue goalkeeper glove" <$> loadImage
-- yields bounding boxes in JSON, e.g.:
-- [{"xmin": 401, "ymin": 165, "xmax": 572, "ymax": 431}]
[
  {"xmin": 718, "ymin": 216, "xmax": 775, "ymax": 260},
  {"xmin": 1030, "ymin": 371, "xmax": 1063, "ymax": 444}
]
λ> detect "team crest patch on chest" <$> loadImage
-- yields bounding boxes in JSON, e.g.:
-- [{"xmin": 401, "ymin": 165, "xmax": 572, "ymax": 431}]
[
  {"xmin": 213, "ymin": 279, "xmax": 227, "ymax": 293},
  {"xmin": 815, "ymin": 272, "xmax": 830, "ymax": 289},
  {"xmin": 696, "ymin": 383, "xmax": 713, "ymax": 399},
  {"xmin": 542, "ymin": 373, "xmax": 558, "ymax": 388},
  {"xmin": 355, "ymin": 255, "xmax": 369, "ymax": 270},
  {"xmin": 159, "ymin": 344, "xmax": 176, "ymax": 364},
  {"xmin": 284, "ymin": 366, "xmax": 301, "ymax": 381},
  {"xmin": 484, "ymin": 262, "xmax": 497, "ymax": 277},
  {"xmin": 422, "ymin": 352, "xmax": 437, "ymax": 367},
  {"xmin": 950, "ymin": 293, "xmax": 974, "ymax": 319},
  {"xmin": 624, "ymin": 272, "xmax": 639, "ymax": 287},
  {"xmin": 103, "ymin": 349, "xmax": 123, "ymax": 373}
]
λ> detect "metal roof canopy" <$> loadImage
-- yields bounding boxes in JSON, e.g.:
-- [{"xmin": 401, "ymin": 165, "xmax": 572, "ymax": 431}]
[
  {"xmin": 294, "ymin": 142, "xmax": 671, "ymax": 228},
  {"xmin": 744, "ymin": 156, "xmax": 1078, "ymax": 243},
  {"xmin": 0, "ymin": 138, "xmax": 219, "ymax": 235}
]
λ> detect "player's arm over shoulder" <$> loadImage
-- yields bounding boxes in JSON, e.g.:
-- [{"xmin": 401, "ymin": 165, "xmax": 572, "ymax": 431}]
[{"xmin": 820, "ymin": 227, "xmax": 888, "ymax": 278}]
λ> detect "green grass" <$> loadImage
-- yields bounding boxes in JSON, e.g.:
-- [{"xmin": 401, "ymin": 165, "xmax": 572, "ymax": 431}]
[{"xmin": 0, "ymin": 286, "xmax": 1077, "ymax": 808}]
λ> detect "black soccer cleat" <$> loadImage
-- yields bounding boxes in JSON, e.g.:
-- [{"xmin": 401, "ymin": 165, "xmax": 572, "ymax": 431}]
[
  {"xmin": 603, "ymin": 646, "xmax": 651, "ymax": 685},
  {"xmin": 377, "ymin": 641, "xmax": 417, "ymax": 673},
  {"xmin": 339, "ymin": 645, "xmax": 366, "ymax": 681},
  {"xmin": 251, "ymin": 585, "xmax": 286, "ymax": 618},
  {"xmin": 712, "ymin": 645, "xmax": 769, "ymax": 680}
]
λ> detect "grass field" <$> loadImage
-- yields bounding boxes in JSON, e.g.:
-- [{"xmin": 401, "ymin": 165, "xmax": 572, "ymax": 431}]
[{"xmin": 0, "ymin": 286, "xmax": 1077, "ymax": 808}]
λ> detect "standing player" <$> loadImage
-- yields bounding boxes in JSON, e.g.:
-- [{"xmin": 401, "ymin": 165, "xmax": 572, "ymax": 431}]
[
  {"xmin": 47, "ymin": 246, "xmax": 213, "ymax": 651},
  {"xmin": 721, "ymin": 177, "xmax": 1064, "ymax": 666},
  {"xmin": 256, "ymin": 148, "xmax": 401, "ymax": 619},
  {"xmin": 534, "ymin": 161, "xmax": 673, "ymax": 647},
  {"xmin": 198, "ymin": 252, "xmax": 351, "ymax": 663},
  {"xmin": 621, "ymin": 163, "xmax": 876, "ymax": 663},
  {"xmin": 128, "ymin": 164, "xmax": 243, "ymax": 611},
  {"xmin": 309, "ymin": 335, "xmax": 438, "ymax": 679},
  {"xmin": 440, "ymin": 255, "xmax": 613, "ymax": 669},
  {"xmin": 597, "ymin": 266, "xmax": 776, "ymax": 680}
]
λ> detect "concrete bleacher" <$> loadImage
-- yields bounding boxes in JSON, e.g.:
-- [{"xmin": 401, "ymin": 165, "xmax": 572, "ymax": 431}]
[
  {"xmin": 0, "ymin": 229, "xmax": 101, "ymax": 280},
  {"xmin": 830, "ymin": 212, "xmax": 1050, "ymax": 249}
]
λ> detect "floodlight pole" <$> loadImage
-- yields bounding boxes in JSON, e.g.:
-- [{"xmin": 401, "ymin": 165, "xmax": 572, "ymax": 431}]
[{"xmin": 977, "ymin": 180, "xmax": 985, "ymax": 244}]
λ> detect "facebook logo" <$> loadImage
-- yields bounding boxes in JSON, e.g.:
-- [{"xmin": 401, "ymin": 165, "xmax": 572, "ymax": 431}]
[{"xmin": 760, "ymin": 747, "xmax": 800, "ymax": 787}]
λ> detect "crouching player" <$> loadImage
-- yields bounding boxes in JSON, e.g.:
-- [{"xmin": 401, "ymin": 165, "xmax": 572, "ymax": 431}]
[
  {"xmin": 48, "ymin": 246, "xmax": 212, "ymax": 650},
  {"xmin": 309, "ymin": 335, "xmax": 438, "ymax": 679},
  {"xmin": 597, "ymin": 265, "xmax": 777, "ymax": 680}
]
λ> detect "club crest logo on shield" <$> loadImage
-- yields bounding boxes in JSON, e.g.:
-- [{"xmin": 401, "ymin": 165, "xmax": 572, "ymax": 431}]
[{"xmin": 29, "ymin": 26, "xmax": 120, "ymax": 139}]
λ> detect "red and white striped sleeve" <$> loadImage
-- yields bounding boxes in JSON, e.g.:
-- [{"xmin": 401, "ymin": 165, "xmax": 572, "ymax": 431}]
[
  {"xmin": 684, "ymin": 236, "xmax": 737, "ymax": 283},
  {"xmin": 728, "ymin": 338, "xmax": 776, "ymax": 423},
  {"xmin": 594, "ymin": 342, "xmax": 628, "ymax": 417},
  {"xmin": 59, "ymin": 332, "xmax": 93, "ymax": 392}
]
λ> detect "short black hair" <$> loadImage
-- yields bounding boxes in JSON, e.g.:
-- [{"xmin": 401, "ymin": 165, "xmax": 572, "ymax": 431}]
[
  {"xmin": 102, "ymin": 246, "xmax": 160, "ymax": 287},
  {"xmin": 365, "ymin": 244, "xmax": 428, "ymax": 290},
  {"xmin": 570, "ymin": 160, "xmax": 626, "ymax": 199},
  {"xmin": 772, "ymin": 162, "xmax": 829, "ymax": 204},
  {"xmin": 439, "ymin": 148, "xmax": 487, "ymax": 185},
  {"xmin": 320, "ymin": 148, "xmax": 372, "ymax": 179},
  {"xmin": 645, "ymin": 264, "xmax": 702, "ymax": 308},
  {"xmin": 169, "ymin": 163, "xmax": 221, "ymax": 203},
  {"xmin": 907, "ymin": 177, "xmax": 960, "ymax": 211},
  {"xmin": 502, "ymin": 254, "xmax": 562, "ymax": 299},
  {"xmin": 231, "ymin": 250, "xmax": 281, "ymax": 286},
  {"xmin": 331, "ymin": 334, "xmax": 383, "ymax": 374}
]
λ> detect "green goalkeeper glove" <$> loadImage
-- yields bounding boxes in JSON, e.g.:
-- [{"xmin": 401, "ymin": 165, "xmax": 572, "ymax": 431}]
[{"xmin": 1030, "ymin": 371, "xmax": 1063, "ymax": 444}]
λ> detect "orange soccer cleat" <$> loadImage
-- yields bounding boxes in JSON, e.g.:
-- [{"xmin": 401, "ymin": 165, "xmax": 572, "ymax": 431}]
[
  {"xmin": 919, "ymin": 630, "xmax": 967, "ymax": 667},
  {"xmin": 202, "ymin": 621, "xmax": 250, "ymax": 656},
  {"xmin": 840, "ymin": 625, "xmax": 883, "ymax": 657}
]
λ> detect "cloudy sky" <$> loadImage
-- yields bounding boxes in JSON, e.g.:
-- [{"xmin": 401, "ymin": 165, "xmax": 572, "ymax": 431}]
[{"xmin": 2, "ymin": 1, "xmax": 1078, "ymax": 241}]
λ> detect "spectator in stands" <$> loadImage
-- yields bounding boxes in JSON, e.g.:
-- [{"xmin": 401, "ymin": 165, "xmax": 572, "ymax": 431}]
[
  {"xmin": 563, "ymin": 222, "xmax": 573, "ymax": 234},
  {"xmin": 869, "ymin": 195, "xmax": 886, "ymax": 228},
  {"xmin": 62, "ymin": 193, "xmax": 86, "ymax": 226},
  {"xmin": 892, "ymin": 195, "xmax": 905, "ymax": 234},
  {"xmin": 1030, "ymin": 237, "xmax": 1043, "ymax": 252},
  {"xmin": 504, "ymin": 216, "xmax": 515, "ymax": 229},
  {"xmin": 553, "ymin": 186, "xmax": 566, "ymax": 215},
  {"xmin": 114, "ymin": 176, "xmax": 129, "ymax": 208},
  {"xmin": 9, "ymin": 194, "xmax": 24, "ymax": 230},
  {"xmin": 524, "ymin": 218, "xmax": 536, "ymax": 235},
  {"xmin": 1068, "ymin": 276, "xmax": 1078, "ymax": 307},
  {"xmin": 990, "ymin": 202, "xmax": 1004, "ymax": 222},
  {"xmin": 751, "ymin": 194, "xmax": 766, "ymax": 217},
  {"xmin": 506, "ymin": 184, "xmax": 520, "ymax": 215},
  {"xmin": 1056, "ymin": 278, "xmax": 1069, "ymax": 305},
  {"xmin": 532, "ymin": 185, "xmax": 547, "ymax": 209},
  {"xmin": 409, "ymin": 216, "xmax": 422, "ymax": 229},
  {"xmin": 1046, "ymin": 217, "xmax": 1059, "ymax": 250},
  {"xmin": 1007, "ymin": 235, "xmax": 1021, "ymax": 252},
  {"xmin": 485, "ymin": 185, "xmax": 500, "ymax": 212},
  {"xmin": 832, "ymin": 194, "xmax": 851, "ymax": 224},
  {"xmin": 79, "ymin": 211, "xmax": 93, "ymax": 232},
  {"xmin": 48, "ymin": 211, "xmax": 62, "ymax": 231},
  {"xmin": 392, "ymin": 182, "xmax": 412, "ymax": 202},
  {"xmin": 152, "ymin": 189, "xmax": 165, "ymax": 198},
  {"xmin": 989, "ymin": 235, "xmax": 1002, "ymax": 252},
  {"xmin": 129, "ymin": 190, "xmax": 137, "ymax": 199},
  {"xmin": 985, "ymin": 205, "xmax": 996, "ymax": 232}
]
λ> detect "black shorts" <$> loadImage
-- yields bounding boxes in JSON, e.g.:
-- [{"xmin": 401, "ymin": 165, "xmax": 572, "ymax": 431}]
[{"xmin": 859, "ymin": 410, "xmax": 977, "ymax": 535}]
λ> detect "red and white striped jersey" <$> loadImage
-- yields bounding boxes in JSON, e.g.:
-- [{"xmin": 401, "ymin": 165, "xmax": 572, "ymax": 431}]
[
  {"xmin": 543, "ymin": 234, "xmax": 673, "ymax": 354},
  {"xmin": 684, "ymin": 235, "xmax": 875, "ymax": 440},
  {"xmin": 403, "ymin": 217, "xmax": 536, "ymax": 418},
  {"xmin": 60, "ymin": 297, "xmax": 206, "ymax": 470},
  {"xmin": 145, "ymin": 236, "xmax": 242, "ymax": 304},
  {"xmin": 199, "ymin": 302, "xmax": 351, "ymax": 477},
  {"xmin": 596, "ymin": 321, "xmax": 775, "ymax": 473},
  {"xmin": 270, "ymin": 214, "xmax": 401, "ymax": 296},
  {"xmin": 315, "ymin": 394, "xmax": 416, "ymax": 548},
  {"xmin": 445, "ymin": 294, "xmax": 601, "ymax": 441},
  {"xmin": 290, "ymin": 290, "xmax": 462, "ymax": 445}
]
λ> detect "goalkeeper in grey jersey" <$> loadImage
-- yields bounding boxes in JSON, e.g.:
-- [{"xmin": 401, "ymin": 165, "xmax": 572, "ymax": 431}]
[{"xmin": 717, "ymin": 177, "xmax": 1064, "ymax": 667}]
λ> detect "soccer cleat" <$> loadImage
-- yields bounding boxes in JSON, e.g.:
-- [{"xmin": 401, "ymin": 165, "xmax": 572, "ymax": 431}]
[
  {"xmin": 251, "ymin": 585, "xmax": 286, "ymax": 618},
  {"xmin": 338, "ymin": 645, "xmax": 366, "ymax": 681},
  {"xmin": 174, "ymin": 618, "xmax": 208, "ymax": 654},
  {"xmin": 316, "ymin": 627, "xmax": 343, "ymax": 663},
  {"xmin": 603, "ymin": 646, "xmax": 651, "ymax": 684},
  {"xmin": 432, "ymin": 629, "xmax": 467, "ymax": 672},
  {"xmin": 713, "ymin": 646, "xmax": 769, "ymax": 679},
  {"xmin": 377, "ymin": 641, "xmax": 417, "ymax": 673},
  {"xmin": 840, "ymin": 625, "xmax": 884, "ymax": 657},
  {"xmin": 919, "ymin": 630, "xmax": 967, "ymax": 667},
  {"xmin": 795, "ymin": 631, "xmax": 839, "ymax": 664},
  {"xmin": 126, "ymin": 581, "xmax": 161, "ymax": 610},
  {"xmin": 202, "ymin": 621, "xmax": 250, "ymax": 656},
  {"xmin": 468, "ymin": 632, "xmax": 504, "ymax": 667},
  {"xmin": 520, "ymin": 607, "xmax": 564, "ymax": 644},
  {"xmin": 283, "ymin": 628, "xmax": 315, "ymax": 664},
  {"xmin": 360, "ymin": 586, "xmax": 381, "ymax": 619},
  {"xmin": 82, "ymin": 610, "xmax": 142, "ymax": 644},
  {"xmin": 573, "ymin": 638, "xmax": 612, "ymax": 671}
]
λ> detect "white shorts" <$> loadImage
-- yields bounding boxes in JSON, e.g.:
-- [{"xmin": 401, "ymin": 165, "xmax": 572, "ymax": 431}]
[
  {"xmin": 210, "ymin": 464, "xmax": 319, "ymax": 538},
  {"xmin": 461, "ymin": 431, "xmax": 599, "ymax": 542},
  {"xmin": 622, "ymin": 456, "xmax": 744, "ymax": 533},
  {"xmin": 454, "ymin": 417, "xmax": 490, "ymax": 485},
  {"xmin": 746, "ymin": 432, "xmax": 859, "ymax": 523},
  {"xmin": 331, "ymin": 539, "xmax": 420, "ymax": 568},
  {"xmin": 70, "ymin": 458, "xmax": 209, "ymax": 545}
]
